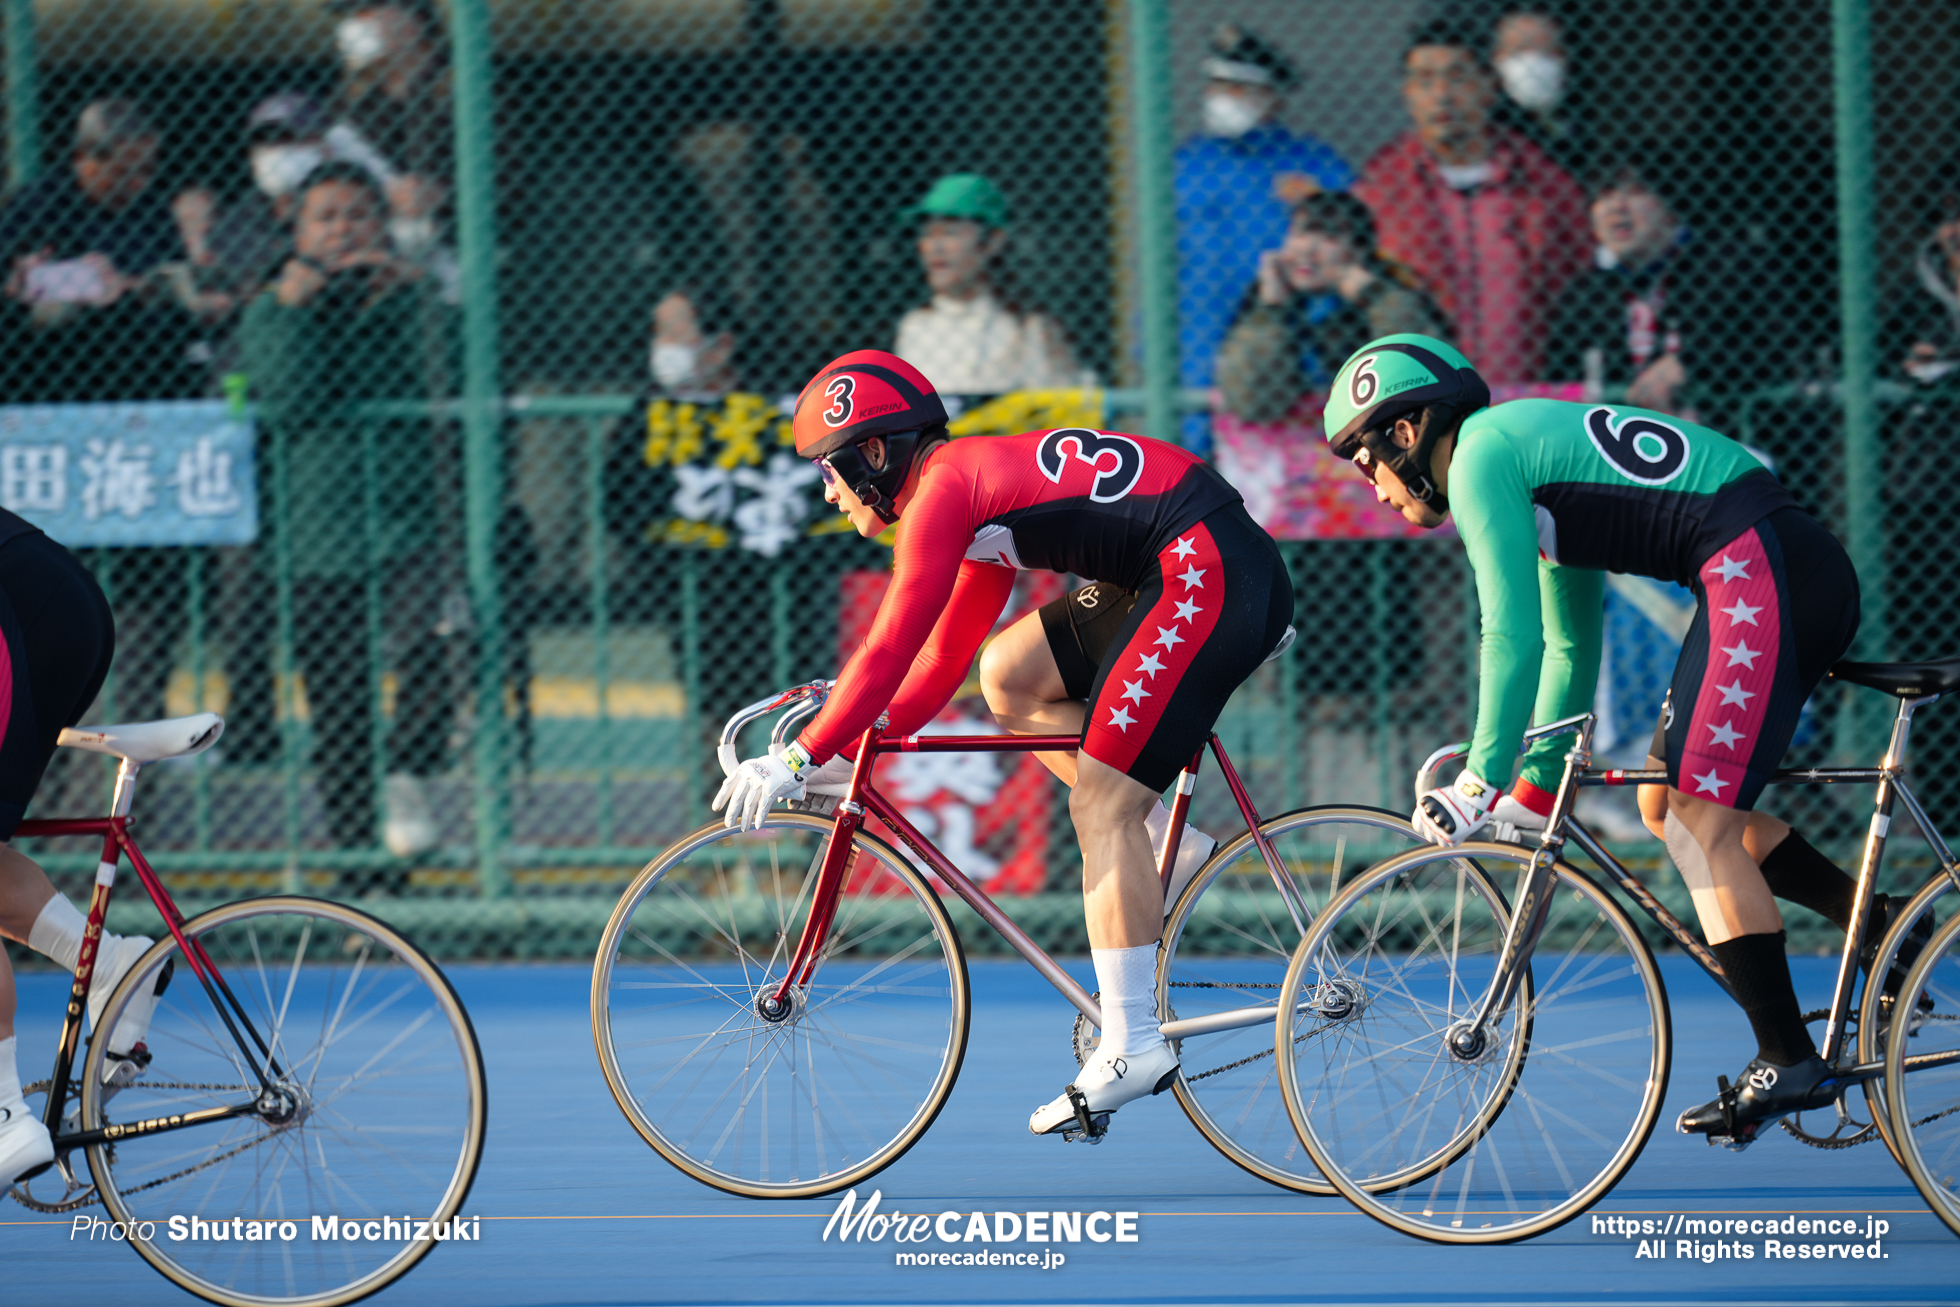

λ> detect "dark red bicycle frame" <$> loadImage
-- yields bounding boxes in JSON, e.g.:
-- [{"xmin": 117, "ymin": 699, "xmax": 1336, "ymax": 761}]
[
  {"xmin": 764, "ymin": 725, "xmax": 1298, "ymax": 1020},
  {"xmin": 27, "ymin": 813, "xmax": 279, "ymax": 1149}
]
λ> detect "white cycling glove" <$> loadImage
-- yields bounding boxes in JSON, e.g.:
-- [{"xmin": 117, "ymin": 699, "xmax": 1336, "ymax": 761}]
[
  {"xmin": 1413, "ymin": 769, "xmax": 1498, "ymax": 846},
  {"xmin": 713, "ymin": 741, "xmax": 814, "ymax": 831}
]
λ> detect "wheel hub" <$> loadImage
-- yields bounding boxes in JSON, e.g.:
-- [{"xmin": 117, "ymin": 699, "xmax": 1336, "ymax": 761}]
[
  {"xmin": 755, "ymin": 985, "xmax": 805, "ymax": 1024},
  {"xmin": 1445, "ymin": 1018, "xmax": 1491, "ymax": 1064},
  {"xmin": 256, "ymin": 1083, "xmax": 309, "ymax": 1127}
]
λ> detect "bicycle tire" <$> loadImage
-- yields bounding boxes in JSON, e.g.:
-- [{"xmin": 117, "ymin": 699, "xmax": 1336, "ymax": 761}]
[
  {"xmin": 1158, "ymin": 805, "xmax": 1440, "ymax": 1194},
  {"xmin": 81, "ymin": 897, "xmax": 487, "ymax": 1307},
  {"xmin": 592, "ymin": 813, "xmax": 970, "ymax": 1199},
  {"xmin": 1858, "ymin": 875, "xmax": 1953, "ymax": 1167},
  {"xmin": 1279, "ymin": 843, "xmax": 1671, "ymax": 1244},
  {"xmin": 1884, "ymin": 907, "xmax": 1960, "ymax": 1239}
]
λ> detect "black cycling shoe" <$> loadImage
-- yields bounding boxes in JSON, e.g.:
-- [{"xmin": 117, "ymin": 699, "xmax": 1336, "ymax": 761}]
[
  {"xmin": 1864, "ymin": 896, "xmax": 1935, "ymax": 1018},
  {"xmin": 1676, "ymin": 1054, "xmax": 1845, "ymax": 1151}
]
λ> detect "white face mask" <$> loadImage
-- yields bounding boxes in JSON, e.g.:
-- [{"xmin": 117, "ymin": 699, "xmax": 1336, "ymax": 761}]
[
  {"xmin": 388, "ymin": 214, "xmax": 437, "ymax": 259},
  {"xmin": 336, "ymin": 16, "xmax": 390, "ymax": 71},
  {"xmin": 1497, "ymin": 51, "xmax": 1567, "ymax": 111},
  {"xmin": 1202, "ymin": 91, "xmax": 1265, "ymax": 139},
  {"xmin": 652, "ymin": 342, "xmax": 701, "ymax": 391},
  {"xmin": 250, "ymin": 145, "xmax": 324, "ymax": 198}
]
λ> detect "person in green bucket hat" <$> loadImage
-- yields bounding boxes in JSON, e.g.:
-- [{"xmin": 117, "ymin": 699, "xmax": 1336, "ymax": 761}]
[{"xmin": 892, "ymin": 173, "xmax": 1091, "ymax": 397}]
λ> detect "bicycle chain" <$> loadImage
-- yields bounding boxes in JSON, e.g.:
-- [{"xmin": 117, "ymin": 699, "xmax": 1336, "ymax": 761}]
[{"xmin": 8, "ymin": 1079, "xmax": 265, "ymax": 1213}]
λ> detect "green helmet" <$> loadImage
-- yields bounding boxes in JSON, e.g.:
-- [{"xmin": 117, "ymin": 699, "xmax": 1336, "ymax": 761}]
[{"xmin": 1325, "ymin": 334, "xmax": 1489, "ymax": 510}]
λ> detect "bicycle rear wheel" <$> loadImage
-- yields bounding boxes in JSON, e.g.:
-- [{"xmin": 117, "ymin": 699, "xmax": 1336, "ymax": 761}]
[
  {"xmin": 1858, "ymin": 876, "xmax": 1954, "ymax": 1166},
  {"xmin": 1158, "ymin": 805, "xmax": 1434, "ymax": 1193},
  {"xmin": 1278, "ymin": 844, "xmax": 1670, "ymax": 1244},
  {"xmin": 1884, "ymin": 909, "xmax": 1960, "ymax": 1239},
  {"xmin": 592, "ymin": 813, "xmax": 969, "ymax": 1198},
  {"xmin": 80, "ymin": 897, "xmax": 487, "ymax": 1307}
]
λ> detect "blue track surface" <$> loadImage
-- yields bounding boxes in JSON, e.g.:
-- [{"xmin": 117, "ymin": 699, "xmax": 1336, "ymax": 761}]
[{"xmin": 4, "ymin": 955, "xmax": 1953, "ymax": 1305}]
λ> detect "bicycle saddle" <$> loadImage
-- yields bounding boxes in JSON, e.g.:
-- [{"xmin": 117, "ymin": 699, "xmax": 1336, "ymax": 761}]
[
  {"xmin": 1828, "ymin": 658, "xmax": 1960, "ymax": 699},
  {"xmin": 58, "ymin": 712, "xmax": 224, "ymax": 764}
]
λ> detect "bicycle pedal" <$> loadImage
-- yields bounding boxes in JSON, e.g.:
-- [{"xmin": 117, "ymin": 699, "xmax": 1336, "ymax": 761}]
[{"xmin": 1061, "ymin": 1114, "xmax": 1111, "ymax": 1145}]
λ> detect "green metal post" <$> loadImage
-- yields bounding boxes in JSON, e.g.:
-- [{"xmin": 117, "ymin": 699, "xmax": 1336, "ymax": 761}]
[
  {"xmin": 681, "ymin": 553, "xmax": 703, "ymax": 831},
  {"xmin": 4, "ymin": 0, "xmax": 40, "ymax": 188},
  {"xmin": 1832, "ymin": 0, "xmax": 1882, "ymax": 663},
  {"xmin": 449, "ymin": 0, "xmax": 509, "ymax": 895},
  {"xmin": 1126, "ymin": 0, "xmax": 1179, "ymax": 444},
  {"xmin": 585, "ymin": 416, "xmax": 614, "ymax": 849},
  {"xmin": 187, "ymin": 550, "xmax": 212, "ymax": 853}
]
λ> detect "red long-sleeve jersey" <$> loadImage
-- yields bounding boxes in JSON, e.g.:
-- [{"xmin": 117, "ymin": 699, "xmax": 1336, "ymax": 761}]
[{"xmin": 796, "ymin": 428, "xmax": 1240, "ymax": 763}]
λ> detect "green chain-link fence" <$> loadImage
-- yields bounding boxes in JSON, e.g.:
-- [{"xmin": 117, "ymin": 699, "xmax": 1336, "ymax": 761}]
[{"xmin": 0, "ymin": 0, "xmax": 1953, "ymax": 959}]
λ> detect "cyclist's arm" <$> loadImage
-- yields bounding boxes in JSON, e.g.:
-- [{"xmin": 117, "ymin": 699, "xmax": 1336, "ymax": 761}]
[
  {"xmin": 1452, "ymin": 430, "xmax": 1547, "ymax": 786},
  {"xmin": 884, "ymin": 560, "xmax": 1016, "ymax": 737},
  {"xmin": 794, "ymin": 475, "xmax": 974, "ymax": 763},
  {"xmin": 1516, "ymin": 560, "xmax": 1605, "ymax": 793}
]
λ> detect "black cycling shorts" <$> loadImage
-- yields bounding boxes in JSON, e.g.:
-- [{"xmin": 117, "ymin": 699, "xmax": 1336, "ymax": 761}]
[
  {"xmin": 1649, "ymin": 507, "xmax": 1859, "ymax": 810},
  {"xmin": 1038, "ymin": 502, "xmax": 1292, "ymax": 793},
  {"xmin": 0, "ymin": 532, "xmax": 116, "ymax": 839}
]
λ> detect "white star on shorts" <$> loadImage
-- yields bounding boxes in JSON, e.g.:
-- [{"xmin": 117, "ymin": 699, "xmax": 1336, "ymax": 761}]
[
  {"xmin": 1706, "ymin": 720, "xmax": 1746, "ymax": 749},
  {"xmin": 1170, "ymin": 537, "xmax": 1197, "ymax": 559},
  {"xmin": 1178, "ymin": 565, "xmax": 1206, "ymax": 589},
  {"xmin": 1720, "ymin": 598, "xmax": 1763, "ymax": 627},
  {"xmin": 1107, "ymin": 706, "xmax": 1136, "ymax": 731},
  {"xmin": 1135, "ymin": 652, "xmax": 1166, "ymax": 677},
  {"xmin": 1153, "ymin": 625, "xmax": 1186, "ymax": 650},
  {"xmin": 1711, "ymin": 554, "xmax": 1752, "ymax": 583},
  {"xmin": 1693, "ymin": 768, "xmax": 1731, "ymax": 797},
  {"xmin": 1722, "ymin": 640, "xmax": 1762, "ymax": 670},
  {"xmin": 1716, "ymin": 680, "xmax": 1757, "ymax": 708},
  {"xmin": 1120, "ymin": 678, "xmax": 1150, "ymax": 704},
  {"xmin": 1174, "ymin": 598, "xmax": 1202, "ymax": 622}
]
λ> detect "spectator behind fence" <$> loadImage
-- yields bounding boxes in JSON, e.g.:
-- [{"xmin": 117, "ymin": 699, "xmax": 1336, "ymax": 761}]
[
  {"xmin": 324, "ymin": 0, "xmax": 453, "ymax": 280},
  {"xmin": 1176, "ymin": 23, "xmax": 1351, "ymax": 444},
  {"xmin": 1352, "ymin": 19, "xmax": 1588, "ymax": 385},
  {"xmin": 891, "ymin": 174, "xmax": 1090, "ymax": 397},
  {"xmin": 1886, "ymin": 194, "xmax": 1960, "ymax": 385},
  {"xmin": 1215, "ymin": 191, "xmax": 1450, "ymax": 423},
  {"xmin": 239, "ymin": 162, "xmax": 453, "ymax": 860},
  {"xmin": 1489, "ymin": 7, "xmax": 1589, "ymax": 175},
  {"xmin": 650, "ymin": 288, "xmax": 741, "ymax": 398},
  {"xmin": 0, "ymin": 99, "xmax": 202, "ymax": 403},
  {"xmin": 1545, "ymin": 161, "xmax": 1801, "ymax": 413}
]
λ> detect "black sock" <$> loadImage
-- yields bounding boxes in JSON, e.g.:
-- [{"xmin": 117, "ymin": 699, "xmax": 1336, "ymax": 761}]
[
  {"xmin": 1757, "ymin": 830, "xmax": 1858, "ymax": 930},
  {"xmin": 1708, "ymin": 931, "xmax": 1817, "ymax": 1068}
]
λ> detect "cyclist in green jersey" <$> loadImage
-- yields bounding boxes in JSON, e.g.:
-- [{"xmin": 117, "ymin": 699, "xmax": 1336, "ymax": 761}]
[{"xmin": 1321, "ymin": 333, "xmax": 1915, "ymax": 1147}]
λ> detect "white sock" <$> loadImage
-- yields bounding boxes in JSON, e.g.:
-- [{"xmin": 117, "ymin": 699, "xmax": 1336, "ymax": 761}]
[
  {"xmin": 0, "ymin": 1035, "xmax": 22, "ymax": 1110},
  {"xmin": 27, "ymin": 896, "xmax": 87, "ymax": 973},
  {"xmin": 1091, "ymin": 943, "xmax": 1162, "ymax": 1060}
]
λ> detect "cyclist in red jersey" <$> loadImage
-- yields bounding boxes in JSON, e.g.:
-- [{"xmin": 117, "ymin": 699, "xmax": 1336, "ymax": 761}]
[{"xmin": 715, "ymin": 351, "xmax": 1294, "ymax": 1138}]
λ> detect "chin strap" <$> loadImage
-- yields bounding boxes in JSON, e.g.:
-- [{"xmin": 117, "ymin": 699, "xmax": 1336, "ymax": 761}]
[{"xmin": 1360, "ymin": 405, "xmax": 1458, "ymax": 516}]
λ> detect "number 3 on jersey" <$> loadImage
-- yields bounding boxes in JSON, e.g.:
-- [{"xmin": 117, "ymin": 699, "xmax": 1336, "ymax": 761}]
[
  {"xmin": 1036, "ymin": 428, "xmax": 1145, "ymax": 503},
  {"xmin": 1584, "ymin": 405, "xmax": 1689, "ymax": 486}
]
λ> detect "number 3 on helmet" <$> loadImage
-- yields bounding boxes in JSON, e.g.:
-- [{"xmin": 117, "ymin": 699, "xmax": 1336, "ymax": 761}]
[{"xmin": 793, "ymin": 349, "xmax": 949, "ymax": 524}]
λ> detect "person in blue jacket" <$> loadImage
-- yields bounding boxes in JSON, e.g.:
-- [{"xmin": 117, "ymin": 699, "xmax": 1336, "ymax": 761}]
[{"xmin": 1175, "ymin": 24, "xmax": 1350, "ymax": 449}]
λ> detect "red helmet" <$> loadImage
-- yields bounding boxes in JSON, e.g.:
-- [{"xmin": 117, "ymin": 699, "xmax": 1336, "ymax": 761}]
[
  {"xmin": 793, "ymin": 351, "xmax": 949, "ymax": 523},
  {"xmin": 792, "ymin": 350, "xmax": 947, "ymax": 459}
]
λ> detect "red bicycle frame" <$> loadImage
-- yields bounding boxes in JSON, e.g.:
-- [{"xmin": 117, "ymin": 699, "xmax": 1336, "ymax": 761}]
[
  {"xmin": 25, "ymin": 803, "xmax": 281, "ymax": 1147},
  {"xmin": 762, "ymin": 722, "xmax": 1303, "ymax": 1025}
]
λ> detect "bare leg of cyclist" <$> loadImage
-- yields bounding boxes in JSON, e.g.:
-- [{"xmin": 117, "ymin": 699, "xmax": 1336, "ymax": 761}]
[
  {"xmin": 978, "ymin": 613, "xmax": 1083, "ymax": 786},
  {"xmin": 980, "ymin": 611, "xmax": 1215, "ymax": 911}
]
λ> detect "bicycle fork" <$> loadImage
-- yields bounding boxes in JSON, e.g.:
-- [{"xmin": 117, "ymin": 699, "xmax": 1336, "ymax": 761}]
[{"xmin": 1447, "ymin": 718, "xmax": 1597, "ymax": 1061}]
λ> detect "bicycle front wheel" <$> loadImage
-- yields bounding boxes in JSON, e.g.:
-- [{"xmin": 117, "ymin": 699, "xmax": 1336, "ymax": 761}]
[
  {"xmin": 1159, "ymin": 805, "xmax": 1433, "ymax": 1194},
  {"xmin": 1278, "ymin": 844, "xmax": 1670, "ymax": 1244},
  {"xmin": 80, "ymin": 897, "xmax": 487, "ymax": 1307},
  {"xmin": 592, "ymin": 813, "xmax": 970, "ymax": 1198},
  {"xmin": 1885, "ymin": 908, "xmax": 1960, "ymax": 1239}
]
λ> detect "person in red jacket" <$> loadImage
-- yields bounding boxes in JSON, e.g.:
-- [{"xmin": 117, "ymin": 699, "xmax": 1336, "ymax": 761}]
[
  {"xmin": 1351, "ymin": 18, "xmax": 1590, "ymax": 384},
  {"xmin": 714, "ymin": 351, "xmax": 1294, "ymax": 1139}
]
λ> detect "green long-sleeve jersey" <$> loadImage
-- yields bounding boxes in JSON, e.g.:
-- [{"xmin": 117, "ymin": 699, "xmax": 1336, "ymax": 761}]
[{"xmin": 1448, "ymin": 398, "xmax": 1794, "ymax": 789}]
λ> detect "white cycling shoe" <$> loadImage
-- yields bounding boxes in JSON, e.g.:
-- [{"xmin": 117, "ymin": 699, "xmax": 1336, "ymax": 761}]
[
  {"xmin": 0, "ymin": 1102, "xmax": 54, "ymax": 1185},
  {"xmin": 1029, "ymin": 1041, "xmax": 1180, "ymax": 1141},
  {"xmin": 1161, "ymin": 829, "xmax": 1215, "ymax": 920},
  {"xmin": 87, "ymin": 934, "xmax": 168, "ymax": 1073}
]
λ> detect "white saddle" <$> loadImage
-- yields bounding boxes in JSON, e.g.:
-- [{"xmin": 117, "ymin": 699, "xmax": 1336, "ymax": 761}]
[{"xmin": 58, "ymin": 713, "xmax": 225, "ymax": 765}]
